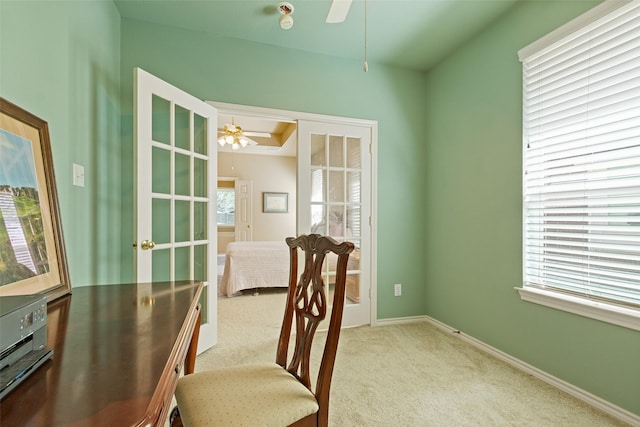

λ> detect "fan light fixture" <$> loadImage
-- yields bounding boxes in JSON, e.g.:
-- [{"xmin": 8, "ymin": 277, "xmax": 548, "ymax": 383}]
[
  {"xmin": 278, "ymin": 2, "xmax": 294, "ymax": 30},
  {"xmin": 218, "ymin": 123, "xmax": 250, "ymax": 150}
]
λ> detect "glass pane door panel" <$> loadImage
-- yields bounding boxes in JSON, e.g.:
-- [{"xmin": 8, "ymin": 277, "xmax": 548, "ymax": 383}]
[
  {"xmin": 346, "ymin": 250, "xmax": 361, "ymax": 305},
  {"xmin": 346, "ymin": 272, "xmax": 360, "ymax": 303},
  {"xmin": 175, "ymin": 200, "xmax": 190, "ymax": 242},
  {"xmin": 311, "ymin": 169, "xmax": 325, "ymax": 203},
  {"xmin": 311, "ymin": 205, "xmax": 325, "ymax": 233},
  {"xmin": 311, "ymin": 134, "xmax": 326, "ymax": 166},
  {"xmin": 152, "ymin": 95, "xmax": 170, "ymax": 145},
  {"xmin": 199, "ymin": 288, "xmax": 208, "ymax": 326},
  {"xmin": 152, "ymin": 147, "xmax": 170, "ymax": 194},
  {"xmin": 329, "ymin": 136, "xmax": 344, "ymax": 168},
  {"xmin": 152, "ymin": 198, "xmax": 170, "ymax": 244},
  {"xmin": 347, "ymin": 207, "xmax": 361, "ymax": 238},
  {"xmin": 194, "ymin": 244, "xmax": 207, "ymax": 281},
  {"xmin": 194, "ymin": 158, "xmax": 207, "ymax": 198},
  {"xmin": 328, "ymin": 170, "xmax": 344, "ymax": 203},
  {"xmin": 194, "ymin": 114, "xmax": 207, "ymax": 155},
  {"xmin": 346, "ymin": 137, "xmax": 361, "ymax": 169},
  {"xmin": 195, "ymin": 245, "xmax": 209, "ymax": 323},
  {"xmin": 326, "ymin": 254, "xmax": 338, "ymax": 275},
  {"xmin": 152, "ymin": 249, "xmax": 170, "ymax": 282},
  {"xmin": 329, "ymin": 206, "xmax": 347, "ymax": 237},
  {"xmin": 194, "ymin": 202, "xmax": 207, "ymax": 241},
  {"xmin": 175, "ymin": 246, "xmax": 190, "ymax": 281},
  {"xmin": 175, "ymin": 153, "xmax": 190, "ymax": 196},
  {"xmin": 347, "ymin": 171, "xmax": 361, "ymax": 203},
  {"xmin": 175, "ymin": 105, "xmax": 190, "ymax": 151}
]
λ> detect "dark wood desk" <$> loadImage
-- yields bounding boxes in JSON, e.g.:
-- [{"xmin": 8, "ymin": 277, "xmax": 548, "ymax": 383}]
[{"xmin": 0, "ymin": 281, "xmax": 203, "ymax": 427}]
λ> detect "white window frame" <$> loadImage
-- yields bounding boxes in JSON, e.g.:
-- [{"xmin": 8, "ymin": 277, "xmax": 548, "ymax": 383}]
[
  {"xmin": 217, "ymin": 186, "xmax": 235, "ymax": 227},
  {"xmin": 517, "ymin": 0, "xmax": 640, "ymax": 331}
]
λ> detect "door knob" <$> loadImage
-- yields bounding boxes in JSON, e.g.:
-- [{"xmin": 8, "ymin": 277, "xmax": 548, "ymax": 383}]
[{"xmin": 141, "ymin": 240, "xmax": 156, "ymax": 250}]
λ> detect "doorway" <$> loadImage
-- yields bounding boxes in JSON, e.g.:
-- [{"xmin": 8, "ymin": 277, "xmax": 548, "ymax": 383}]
[{"xmin": 210, "ymin": 101, "xmax": 378, "ymax": 327}]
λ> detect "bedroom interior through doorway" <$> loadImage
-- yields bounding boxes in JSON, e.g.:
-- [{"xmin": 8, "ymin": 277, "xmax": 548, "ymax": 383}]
[{"xmin": 211, "ymin": 100, "xmax": 377, "ymax": 328}]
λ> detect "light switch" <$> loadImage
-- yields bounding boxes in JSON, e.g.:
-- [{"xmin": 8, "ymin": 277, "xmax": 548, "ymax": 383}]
[{"xmin": 73, "ymin": 163, "xmax": 85, "ymax": 187}]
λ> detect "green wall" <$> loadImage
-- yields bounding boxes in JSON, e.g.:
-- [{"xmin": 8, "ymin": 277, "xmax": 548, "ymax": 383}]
[
  {"xmin": 2, "ymin": 0, "xmax": 637, "ymax": 419},
  {"xmin": 119, "ymin": 19, "xmax": 428, "ymax": 319},
  {"xmin": 423, "ymin": 0, "xmax": 640, "ymax": 416},
  {"xmin": 0, "ymin": 0, "xmax": 122, "ymax": 287}
]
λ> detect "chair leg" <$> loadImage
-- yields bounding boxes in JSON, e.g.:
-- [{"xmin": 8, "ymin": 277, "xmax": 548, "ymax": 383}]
[
  {"xmin": 288, "ymin": 412, "xmax": 318, "ymax": 426},
  {"xmin": 169, "ymin": 406, "xmax": 184, "ymax": 427}
]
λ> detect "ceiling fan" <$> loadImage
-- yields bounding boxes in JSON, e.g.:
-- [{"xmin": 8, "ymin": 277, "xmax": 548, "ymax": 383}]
[
  {"xmin": 217, "ymin": 121, "xmax": 271, "ymax": 150},
  {"xmin": 326, "ymin": 0, "xmax": 352, "ymax": 23}
]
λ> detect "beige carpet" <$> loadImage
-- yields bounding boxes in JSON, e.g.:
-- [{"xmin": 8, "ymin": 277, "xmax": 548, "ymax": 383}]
[{"xmin": 188, "ymin": 289, "xmax": 629, "ymax": 426}]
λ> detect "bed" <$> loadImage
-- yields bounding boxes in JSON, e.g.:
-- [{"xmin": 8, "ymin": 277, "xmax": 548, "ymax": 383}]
[{"xmin": 219, "ymin": 241, "xmax": 290, "ymax": 297}]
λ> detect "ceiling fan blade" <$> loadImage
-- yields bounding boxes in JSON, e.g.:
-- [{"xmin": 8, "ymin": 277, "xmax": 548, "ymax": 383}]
[
  {"xmin": 243, "ymin": 131, "xmax": 272, "ymax": 138},
  {"xmin": 326, "ymin": 0, "xmax": 352, "ymax": 23},
  {"xmin": 243, "ymin": 136, "xmax": 259, "ymax": 146}
]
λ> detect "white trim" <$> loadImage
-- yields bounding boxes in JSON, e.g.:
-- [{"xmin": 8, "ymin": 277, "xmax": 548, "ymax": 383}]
[
  {"xmin": 422, "ymin": 315, "xmax": 640, "ymax": 427},
  {"xmin": 517, "ymin": 0, "xmax": 633, "ymax": 61},
  {"xmin": 207, "ymin": 101, "xmax": 378, "ymax": 128},
  {"xmin": 516, "ymin": 287, "xmax": 640, "ymax": 332},
  {"xmin": 374, "ymin": 315, "xmax": 429, "ymax": 327},
  {"xmin": 369, "ymin": 122, "xmax": 378, "ymax": 328}
]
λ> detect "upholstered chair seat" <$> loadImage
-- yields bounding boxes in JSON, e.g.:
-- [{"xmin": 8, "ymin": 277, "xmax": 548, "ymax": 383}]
[{"xmin": 175, "ymin": 363, "xmax": 319, "ymax": 426}]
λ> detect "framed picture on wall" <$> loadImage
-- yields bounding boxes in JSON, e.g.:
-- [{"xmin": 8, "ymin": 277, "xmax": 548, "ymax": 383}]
[
  {"xmin": 0, "ymin": 98, "xmax": 71, "ymax": 301},
  {"xmin": 263, "ymin": 192, "xmax": 288, "ymax": 213}
]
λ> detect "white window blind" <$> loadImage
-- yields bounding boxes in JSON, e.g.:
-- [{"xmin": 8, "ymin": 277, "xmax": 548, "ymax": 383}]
[{"xmin": 519, "ymin": 0, "xmax": 640, "ymax": 310}]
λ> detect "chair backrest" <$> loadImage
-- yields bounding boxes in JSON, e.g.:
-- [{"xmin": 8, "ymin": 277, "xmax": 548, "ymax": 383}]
[{"xmin": 276, "ymin": 234, "xmax": 354, "ymax": 425}]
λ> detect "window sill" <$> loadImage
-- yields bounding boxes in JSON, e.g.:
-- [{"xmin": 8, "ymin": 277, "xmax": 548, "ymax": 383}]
[{"xmin": 516, "ymin": 287, "xmax": 640, "ymax": 332}]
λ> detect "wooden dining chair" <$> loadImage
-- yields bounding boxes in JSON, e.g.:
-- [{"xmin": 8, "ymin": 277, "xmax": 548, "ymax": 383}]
[{"xmin": 172, "ymin": 234, "xmax": 355, "ymax": 427}]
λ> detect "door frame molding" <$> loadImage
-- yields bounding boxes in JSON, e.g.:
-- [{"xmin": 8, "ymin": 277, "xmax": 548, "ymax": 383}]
[{"xmin": 207, "ymin": 101, "xmax": 378, "ymax": 325}]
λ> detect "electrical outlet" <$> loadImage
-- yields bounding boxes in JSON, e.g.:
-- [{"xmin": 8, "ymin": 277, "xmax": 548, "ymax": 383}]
[{"xmin": 394, "ymin": 283, "xmax": 402, "ymax": 297}]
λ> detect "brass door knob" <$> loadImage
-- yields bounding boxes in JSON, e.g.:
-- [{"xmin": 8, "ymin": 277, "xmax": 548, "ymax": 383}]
[{"xmin": 141, "ymin": 240, "xmax": 156, "ymax": 250}]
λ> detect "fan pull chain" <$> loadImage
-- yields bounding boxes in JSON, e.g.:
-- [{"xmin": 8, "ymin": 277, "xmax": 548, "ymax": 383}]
[{"xmin": 363, "ymin": 0, "xmax": 368, "ymax": 72}]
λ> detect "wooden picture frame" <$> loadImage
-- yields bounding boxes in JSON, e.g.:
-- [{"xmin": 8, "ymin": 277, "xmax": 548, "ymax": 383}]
[
  {"xmin": 263, "ymin": 192, "xmax": 288, "ymax": 213},
  {"xmin": 0, "ymin": 98, "xmax": 70, "ymax": 301}
]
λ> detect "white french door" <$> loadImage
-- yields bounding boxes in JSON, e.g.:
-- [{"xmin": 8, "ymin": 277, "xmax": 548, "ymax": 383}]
[
  {"xmin": 297, "ymin": 120, "xmax": 372, "ymax": 327},
  {"xmin": 134, "ymin": 68, "xmax": 217, "ymax": 353}
]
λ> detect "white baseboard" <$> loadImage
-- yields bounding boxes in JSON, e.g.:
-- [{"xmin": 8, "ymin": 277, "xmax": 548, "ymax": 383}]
[
  {"xmin": 374, "ymin": 315, "xmax": 429, "ymax": 327},
  {"xmin": 401, "ymin": 315, "xmax": 640, "ymax": 426}
]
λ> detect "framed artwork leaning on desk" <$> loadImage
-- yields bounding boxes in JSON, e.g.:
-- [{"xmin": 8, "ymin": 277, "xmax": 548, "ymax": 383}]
[{"xmin": 0, "ymin": 98, "xmax": 70, "ymax": 301}]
